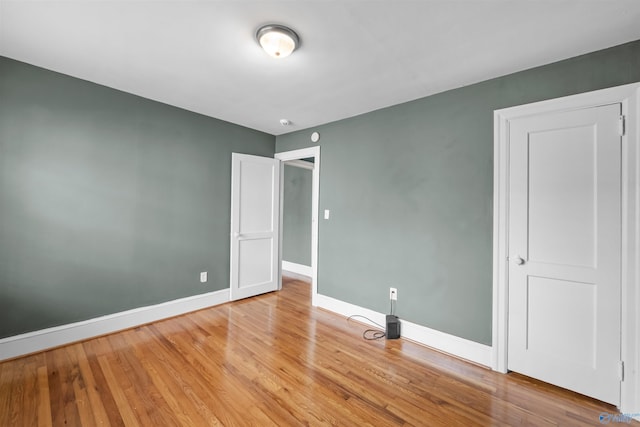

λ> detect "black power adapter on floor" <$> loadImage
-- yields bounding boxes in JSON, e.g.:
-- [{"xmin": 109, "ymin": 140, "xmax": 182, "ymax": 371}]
[{"xmin": 386, "ymin": 314, "xmax": 401, "ymax": 339}]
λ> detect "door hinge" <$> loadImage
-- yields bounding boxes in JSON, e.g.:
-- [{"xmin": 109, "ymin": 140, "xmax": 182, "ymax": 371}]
[
  {"xmin": 618, "ymin": 360, "xmax": 625, "ymax": 381},
  {"xmin": 619, "ymin": 115, "xmax": 626, "ymax": 136}
]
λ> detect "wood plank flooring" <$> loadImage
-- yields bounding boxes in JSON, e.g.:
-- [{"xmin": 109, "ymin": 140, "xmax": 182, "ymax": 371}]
[{"xmin": 0, "ymin": 276, "xmax": 635, "ymax": 426}]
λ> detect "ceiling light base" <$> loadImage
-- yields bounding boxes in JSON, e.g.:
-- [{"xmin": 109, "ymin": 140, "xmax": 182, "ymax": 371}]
[{"xmin": 256, "ymin": 24, "xmax": 300, "ymax": 59}]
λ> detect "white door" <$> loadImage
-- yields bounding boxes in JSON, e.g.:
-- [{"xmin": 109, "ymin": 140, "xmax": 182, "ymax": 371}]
[
  {"xmin": 230, "ymin": 153, "xmax": 280, "ymax": 301},
  {"xmin": 507, "ymin": 103, "xmax": 622, "ymax": 405}
]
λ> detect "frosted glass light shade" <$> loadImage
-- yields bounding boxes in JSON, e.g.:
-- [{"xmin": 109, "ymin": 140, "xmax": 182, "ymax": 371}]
[{"xmin": 256, "ymin": 25, "xmax": 299, "ymax": 59}]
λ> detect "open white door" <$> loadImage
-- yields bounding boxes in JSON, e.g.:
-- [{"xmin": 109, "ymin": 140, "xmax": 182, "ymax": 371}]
[{"xmin": 230, "ymin": 153, "xmax": 280, "ymax": 301}]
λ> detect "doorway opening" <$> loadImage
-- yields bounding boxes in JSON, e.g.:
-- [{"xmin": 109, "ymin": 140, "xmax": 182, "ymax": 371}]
[
  {"xmin": 282, "ymin": 159, "xmax": 313, "ymax": 278},
  {"xmin": 275, "ymin": 147, "xmax": 320, "ymax": 306}
]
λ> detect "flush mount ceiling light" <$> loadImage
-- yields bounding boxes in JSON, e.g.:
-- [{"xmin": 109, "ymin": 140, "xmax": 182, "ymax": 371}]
[{"xmin": 256, "ymin": 24, "xmax": 300, "ymax": 59}]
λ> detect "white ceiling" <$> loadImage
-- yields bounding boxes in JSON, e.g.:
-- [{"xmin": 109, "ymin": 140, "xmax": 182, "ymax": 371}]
[{"xmin": 2, "ymin": 1, "xmax": 640, "ymax": 136}]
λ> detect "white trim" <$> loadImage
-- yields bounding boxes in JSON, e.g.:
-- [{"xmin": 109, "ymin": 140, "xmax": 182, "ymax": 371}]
[
  {"xmin": 316, "ymin": 294, "xmax": 492, "ymax": 367},
  {"xmin": 0, "ymin": 288, "xmax": 230, "ymax": 361},
  {"xmin": 284, "ymin": 159, "xmax": 314, "ymax": 170},
  {"xmin": 282, "ymin": 261, "xmax": 312, "ymax": 277},
  {"xmin": 631, "ymin": 87, "xmax": 640, "ymax": 417},
  {"xmin": 282, "ymin": 270, "xmax": 312, "ymax": 282},
  {"xmin": 275, "ymin": 146, "xmax": 320, "ymax": 307},
  {"xmin": 493, "ymin": 82, "xmax": 640, "ymax": 413},
  {"xmin": 492, "ymin": 107, "xmax": 511, "ymax": 374}
]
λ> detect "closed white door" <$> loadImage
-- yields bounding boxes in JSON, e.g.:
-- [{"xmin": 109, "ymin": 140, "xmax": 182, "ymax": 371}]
[
  {"xmin": 507, "ymin": 103, "xmax": 622, "ymax": 405},
  {"xmin": 230, "ymin": 153, "xmax": 280, "ymax": 301}
]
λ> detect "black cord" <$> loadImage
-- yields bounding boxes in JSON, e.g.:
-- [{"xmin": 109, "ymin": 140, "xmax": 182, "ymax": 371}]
[
  {"xmin": 347, "ymin": 315, "xmax": 386, "ymax": 340},
  {"xmin": 363, "ymin": 329, "xmax": 385, "ymax": 340}
]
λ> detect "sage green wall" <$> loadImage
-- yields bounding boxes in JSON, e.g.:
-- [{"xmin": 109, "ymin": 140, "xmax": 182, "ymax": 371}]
[
  {"xmin": 276, "ymin": 39, "xmax": 640, "ymax": 345},
  {"xmin": 283, "ymin": 164, "xmax": 312, "ymax": 266},
  {"xmin": 0, "ymin": 56, "xmax": 274, "ymax": 338}
]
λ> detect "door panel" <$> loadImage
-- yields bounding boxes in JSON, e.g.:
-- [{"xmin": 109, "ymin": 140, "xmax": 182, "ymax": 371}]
[
  {"xmin": 238, "ymin": 238, "xmax": 274, "ymax": 288},
  {"xmin": 230, "ymin": 153, "xmax": 280, "ymax": 301},
  {"xmin": 508, "ymin": 103, "xmax": 621, "ymax": 405},
  {"xmin": 526, "ymin": 277, "xmax": 596, "ymax": 368},
  {"xmin": 239, "ymin": 161, "xmax": 277, "ymax": 233},
  {"xmin": 527, "ymin": 126, "xmax": 596, "ymax": 267}
]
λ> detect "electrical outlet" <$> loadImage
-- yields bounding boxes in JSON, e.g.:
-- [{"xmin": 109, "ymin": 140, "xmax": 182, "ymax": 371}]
[
  {"xmin": 200, "ymin": 272, "xmax": 208, "ymax": 283},
  {"xmin": 389, "ymin": 287, "xmax": 398, "ymax": 301}
]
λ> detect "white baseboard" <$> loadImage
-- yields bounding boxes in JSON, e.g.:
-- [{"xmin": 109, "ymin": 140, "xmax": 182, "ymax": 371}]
[
  {"xmin": 315, "ymin": 293, "xmax": 493, "ymax": 368},
  {"xmin": 0, "ymin": 288, "xmax": 230, "ymax": 361},
  {"xmin": 1, "ymin": 287, "xmax": 493, "ymax": 367},
  {"xmin": 282, "ymin": 271, "xmax": 313, "ymax": 283},
  {"xmin": 282, "ymin": 261, "xmax": 312, "ymax": 277}
]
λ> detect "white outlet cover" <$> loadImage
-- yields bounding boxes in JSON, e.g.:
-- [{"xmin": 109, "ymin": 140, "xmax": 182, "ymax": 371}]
[
  {"xmin": 200, "ymin": 272, "xmax": 207, "ymax": 283},
  {"xmin": 324, "ymin": 209, "xmax": 330, "ymax": 220}
]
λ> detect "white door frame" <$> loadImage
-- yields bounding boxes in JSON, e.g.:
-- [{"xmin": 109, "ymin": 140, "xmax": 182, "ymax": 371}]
[
  {"xmin": 493, "ymin": 82, "xmax": 640, "ymax": 413},
  {"xmin": 275, "ymin": 146, "xmax": 320, "ymax": 307}
]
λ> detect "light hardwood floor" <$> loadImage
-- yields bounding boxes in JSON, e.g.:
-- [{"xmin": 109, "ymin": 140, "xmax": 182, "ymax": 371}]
[{"xmin": 0, "ymin": 276, "xmax": 635, "ymax": 426}]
